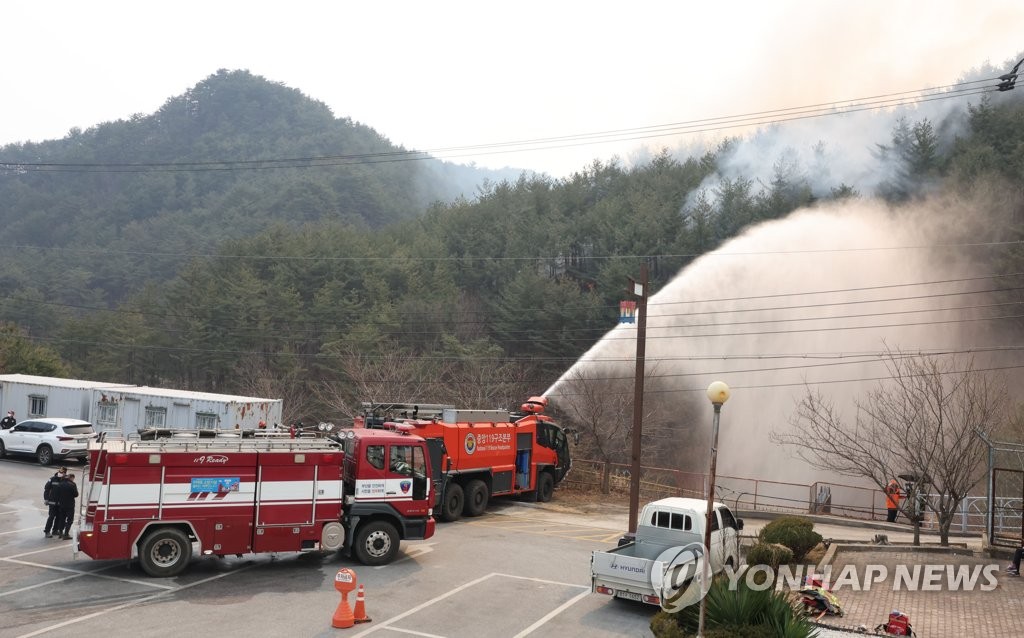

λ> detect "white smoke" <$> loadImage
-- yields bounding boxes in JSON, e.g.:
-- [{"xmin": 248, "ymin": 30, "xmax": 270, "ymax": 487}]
[{"xmin": 547, "ymin": 195, "xmax": 1020, "ymax": 486}]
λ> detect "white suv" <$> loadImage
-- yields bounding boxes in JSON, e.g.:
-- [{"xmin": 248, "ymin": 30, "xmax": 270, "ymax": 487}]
[{"xmin": 0, "ymin": 418, "xmax": 96, "ymax": 465}]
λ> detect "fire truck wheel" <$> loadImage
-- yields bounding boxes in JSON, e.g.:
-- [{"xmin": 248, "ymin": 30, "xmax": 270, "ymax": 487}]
[
  {"xmin": 353, "ymin": 521, "xmax": 399, "ymax": 566},
  {"xmin": 139, "ymin": 528, "xmax": 192, "ymax": 577},
  {"xmin": 463, "ymin": 479, "xmax": 489, "ymax": 517},
  {"xmin": 439, "ymin": 483, "xmax": 464, "ymax": 522},
  {"xmin": 36, "ymin": 445, "xmax": 54, "ymax": 466},
  {"xmin": 537, "ymin": 472, "xmax": 554, "ymax": 502}
]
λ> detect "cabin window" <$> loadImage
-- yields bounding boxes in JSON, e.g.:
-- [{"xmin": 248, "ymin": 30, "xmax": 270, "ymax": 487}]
[
  {"xmin": 651, "ymin": 510, "xmax": 693, "ymax": 530},
  {"xmin": 29, "ymin": 395, "xmax": 46, "ymax": 417},
  {"xmin": 144, "ymin": 406, "xmax": 167, "ymax": 428},
  {"xmin": 196, "ymin": 413, "xmax": 218, "ymax": 429},
  {"xmin": 389, "ymin": 445, "xmax": 414, "ymax": 476},
  {"xmin": 672, "ymin": 513, "xmax": 692, "ymax": 531},
  {"xmin": 366, "ymin": 445, "xmax": 385, "ymax": 470},
  {"xmin": 719, "ymin": 507, "xmax": 738, "ymax": 530}
]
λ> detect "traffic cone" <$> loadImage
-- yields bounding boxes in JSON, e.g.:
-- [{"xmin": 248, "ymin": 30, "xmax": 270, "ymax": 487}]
[
  {"xmin": 353, "ymin": 584, "xmax": 372, "ymax": 624},
  {"xmin": 332, "ymin": 591, "xmax": 354, "ymax": 629}
]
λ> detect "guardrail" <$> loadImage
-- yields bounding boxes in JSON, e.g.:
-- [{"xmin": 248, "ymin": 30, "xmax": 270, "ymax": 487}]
[{"xmin": 563, "ymin": 459, "xmax": 1022, "ymax": 538}]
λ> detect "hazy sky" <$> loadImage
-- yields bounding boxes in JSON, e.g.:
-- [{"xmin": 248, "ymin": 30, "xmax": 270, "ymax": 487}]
[{"xmin": 5, "ymin": 1, "xmax": 1023, "ymax": 177}]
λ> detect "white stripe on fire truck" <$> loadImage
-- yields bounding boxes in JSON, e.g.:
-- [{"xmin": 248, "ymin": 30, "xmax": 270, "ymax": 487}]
[{"xmin": 100, "ymin": 481, "xmax": 342, "ymax": 504}]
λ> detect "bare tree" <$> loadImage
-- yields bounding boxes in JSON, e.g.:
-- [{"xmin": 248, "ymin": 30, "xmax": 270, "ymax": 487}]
[
  {"xmin": 438, "ymin": 355, "xmax": 536, "ymax": 410},
  {"xmin": 314, "ymin": 347, "xmax": 439, "ymax": 420},
  {"xmin": 315, "ymin": 340, "xmax": 542, "ymax": 419},
  {"xmin": 232, "ymin": 355, "xmax": 312, "ymax": 426},
  {"xmin": 772, "ymin": 351, "xmax": 1008, "ymax": 546},
  {"xmin": 556, "ymin": 370, "xmax": 634, "ymax": 493}
]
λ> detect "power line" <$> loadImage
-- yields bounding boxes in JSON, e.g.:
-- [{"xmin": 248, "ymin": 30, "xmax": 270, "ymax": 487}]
[
  {"xmin": 2, "ymin": 277, "xmax": 1022, "ymax": 340},
  {"xmin": 27, "ymin": 330, "xmax": 1023, "ymax": 395},
  {"xmin": 0, "ymin": 76, "xmax": 1009, "ymax": 175},
  {"xmin": 5, "ymin": 239, "xmax": 1024, "ymax": 264}
]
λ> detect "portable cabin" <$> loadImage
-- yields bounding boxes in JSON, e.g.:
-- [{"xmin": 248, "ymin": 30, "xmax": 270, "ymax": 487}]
[
  {"xmin": 0, "ymin": 374, "xmax": 283, "ymax": 436},
  {"xmin": 0, "ymin": 374, "xmax": 133, "ymax": 421},
  {"xmin": 90, "ymin": 386, "xmax": 283, "ymax": 435}
]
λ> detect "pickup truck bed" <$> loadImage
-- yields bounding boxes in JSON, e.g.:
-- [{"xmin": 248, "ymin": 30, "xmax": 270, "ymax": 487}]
[{"xmin": 590, "ymin": 497, "xmax": 742, "ymax": 607}]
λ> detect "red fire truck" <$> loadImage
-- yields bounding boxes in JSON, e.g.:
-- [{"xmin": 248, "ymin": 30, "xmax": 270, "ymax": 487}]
[
  {"xmin": 75, "ymin": 428, "xmax": 435, "ymax": 576},
  {"xmin": 354, "ymin": 396, "xmax": 573, "ymax": 522}
]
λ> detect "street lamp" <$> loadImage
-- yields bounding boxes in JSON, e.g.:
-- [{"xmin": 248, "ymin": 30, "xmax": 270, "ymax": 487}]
[{"xmin": 698, "ymin": 380, "xmax": 730, "ymax": 638}]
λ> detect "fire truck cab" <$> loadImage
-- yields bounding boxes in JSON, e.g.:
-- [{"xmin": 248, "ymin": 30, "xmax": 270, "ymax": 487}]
[{"xmin": 76, "ymin": 428, "xmax": 435, "ymax": 577}]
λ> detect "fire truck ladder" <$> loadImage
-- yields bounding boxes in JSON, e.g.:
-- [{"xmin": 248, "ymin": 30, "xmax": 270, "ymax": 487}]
[
  {"xmin": 82, "ymin": 431, "xmax": 113, "ymax": 530},
  {"xmin": 118, "ymin": 432, "xmax": 345, "ymax": 453}
]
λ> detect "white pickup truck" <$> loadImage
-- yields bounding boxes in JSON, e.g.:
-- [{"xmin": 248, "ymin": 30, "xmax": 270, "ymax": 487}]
[{"xmin": 590, "ymin": 497, "xmax": 743, "ymax": 608}]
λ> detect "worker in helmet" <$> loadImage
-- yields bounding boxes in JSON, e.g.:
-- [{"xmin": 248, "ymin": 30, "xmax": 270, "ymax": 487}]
[{"xmin": 884, "ymin": 478, "xmax": 902, "ymax": 523}]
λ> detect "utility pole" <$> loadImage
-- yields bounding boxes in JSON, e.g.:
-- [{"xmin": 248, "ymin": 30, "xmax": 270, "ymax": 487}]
[{"xmin": 627, "ymin": 263, "xmax": 649, "ymax": 534}]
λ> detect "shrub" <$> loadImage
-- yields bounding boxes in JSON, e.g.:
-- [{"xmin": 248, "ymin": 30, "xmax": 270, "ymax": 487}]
[
  {"xmin": 757, "ymin": 516, "xmax": 822, "ymax": 562},
  {"xmin": 745, "ymin": 542, "xmax": 794, "ymax": 570},
  {"xmin": 650, "ymin": 611, "xmax": 688, "ymax": 638},
  {"xmin": 651, "ymin": 575, "xmax": 817, "ymax": 638}
]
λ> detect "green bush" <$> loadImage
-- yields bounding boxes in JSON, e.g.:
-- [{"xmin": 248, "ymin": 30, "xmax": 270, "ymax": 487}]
[
  {"xmin": 651, "ymin": 575, "xmax": 817, "ymax": 638},
  {"xmin": 757, "ymin": 516, "xmax": 822, "ymax": 562},
  {"xmin": 650, "ymin": 611, "xmax": 688, "ymax": 638},
  {"xmin": 745, "ymin": 542, "xmax": 794, "ymax": 570}
]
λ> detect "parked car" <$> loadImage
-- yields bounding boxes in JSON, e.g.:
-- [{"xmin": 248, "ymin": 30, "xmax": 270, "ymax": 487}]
[{"xmin": 0, "ymin": 418, "xmax": 96, "ymax": 465}]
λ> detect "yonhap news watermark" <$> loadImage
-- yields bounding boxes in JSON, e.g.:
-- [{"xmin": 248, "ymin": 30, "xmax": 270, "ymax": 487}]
[
  {"xmin": 722, "ymin": 562, "xmax": 1000, "ymax": 593},
  {"xmin": 656, "ymin": 546, "xmax": 1002, "ymax": 613}
]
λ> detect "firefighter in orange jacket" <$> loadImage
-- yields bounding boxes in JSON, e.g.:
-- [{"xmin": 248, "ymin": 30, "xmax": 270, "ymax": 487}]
[{"xmin": 884, "ymin": 478, "xmax": 902, "ymax": 523}]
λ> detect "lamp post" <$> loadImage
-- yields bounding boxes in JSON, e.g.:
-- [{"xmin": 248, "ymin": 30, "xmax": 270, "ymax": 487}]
[{"xmin": 698, "ymin": 381, "xmax": 730, "ymax": 638}]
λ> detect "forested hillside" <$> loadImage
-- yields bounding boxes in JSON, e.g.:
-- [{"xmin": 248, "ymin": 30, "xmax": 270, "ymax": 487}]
[
  {"xmin": 2, "ymin": 68, "xmax": 1024, "ymax": 449},
  {"xmin": 0, "ymin": 70, "xmax": 512, "ymax": 313}
]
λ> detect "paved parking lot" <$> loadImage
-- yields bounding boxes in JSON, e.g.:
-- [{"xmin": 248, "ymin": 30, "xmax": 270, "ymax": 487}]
[
  {"xmin": 0, "ymin": 460, "xmax": 653, "ymax": 638},
  {"xmin": 5, "ymin": 458, "xmax": 1021, "ymax": 637}
]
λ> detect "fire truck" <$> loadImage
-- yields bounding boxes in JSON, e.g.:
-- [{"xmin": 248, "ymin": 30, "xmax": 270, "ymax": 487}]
[
  {"xmin": 75, "ymin": 428, "xmax": 436, "ymax": 577},
  {"xmin": 354, "ymin": 396, "xmax": 573, "ymax": 522}
]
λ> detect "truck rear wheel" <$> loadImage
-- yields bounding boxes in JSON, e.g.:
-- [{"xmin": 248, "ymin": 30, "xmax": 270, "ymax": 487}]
[
  {"xmin": 440, "ymin": 483, "xmax": 464, "ymax": 522},
  {"xmin": 139, "ymin": 528, "xmax": 192, "ymax": 577},
  {"xmin": 537, "ymin": 472, "xmax": 554, "ymax": 502},
  {"xmin": 463, "ymin": 479, "xmax": 489, "ymax": 517},
  {"xmin": 353, "ymin": 521, "xmax": 399, "ymax": 566}
]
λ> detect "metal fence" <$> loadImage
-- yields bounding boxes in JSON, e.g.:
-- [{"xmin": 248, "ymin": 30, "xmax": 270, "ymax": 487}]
[{"xmin": 564, "ymin": 459, "xmax": 1022, "ymax": 539}]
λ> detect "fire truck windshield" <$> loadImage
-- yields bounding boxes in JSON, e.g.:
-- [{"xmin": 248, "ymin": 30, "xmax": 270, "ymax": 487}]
[{"xmin": 538, "ymin": 422, "xmax": 571, "ymax": 482}]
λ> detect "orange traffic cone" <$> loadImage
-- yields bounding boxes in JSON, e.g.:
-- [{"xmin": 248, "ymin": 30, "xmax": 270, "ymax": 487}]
[{"xmin": 353, "ymin": 584, "xmax": 372, "ymax": 624}]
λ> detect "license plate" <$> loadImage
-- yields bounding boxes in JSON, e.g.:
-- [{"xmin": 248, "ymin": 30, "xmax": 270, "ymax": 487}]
[
  {"xmin": 615, "ymin": 590, "xmax": 643, "ymax": 602},
  {"xmin": 77, "ymin": 439, "xmax": 89, "ymax": 443}
]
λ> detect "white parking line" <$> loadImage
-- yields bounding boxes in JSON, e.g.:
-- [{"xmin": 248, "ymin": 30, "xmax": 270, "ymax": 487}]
[
  {"xmin": 349, "ymin": 573, "xmax": 588, "ymax": 638},
  {"xmin": 3, "ymin": 544, "xmax": 78, "ymax": 559},
  {"xmin": 0, "ymin": 506, "xmax": 45, "ymax": 516},
  {"xmin": 1, "ymin": 557, "xmax": 175, "ymax": 590},
  {"xmin": 0, "ymin": 526, "xmax": 48, "ymax": 536},
  {"xmin": 0, "ymin": 563, "xmax": 122, "ymax": 597},
  {"xmin": 15, "ymin": 566, "xmax": 256, "ymax": 638},
  {"xmin": 513, "ymin": 589, "xmax": 591, "ymax": 637},
  {"xmin": 382, "ymin": 629, "xmax": 447, "ymax": 637}
]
